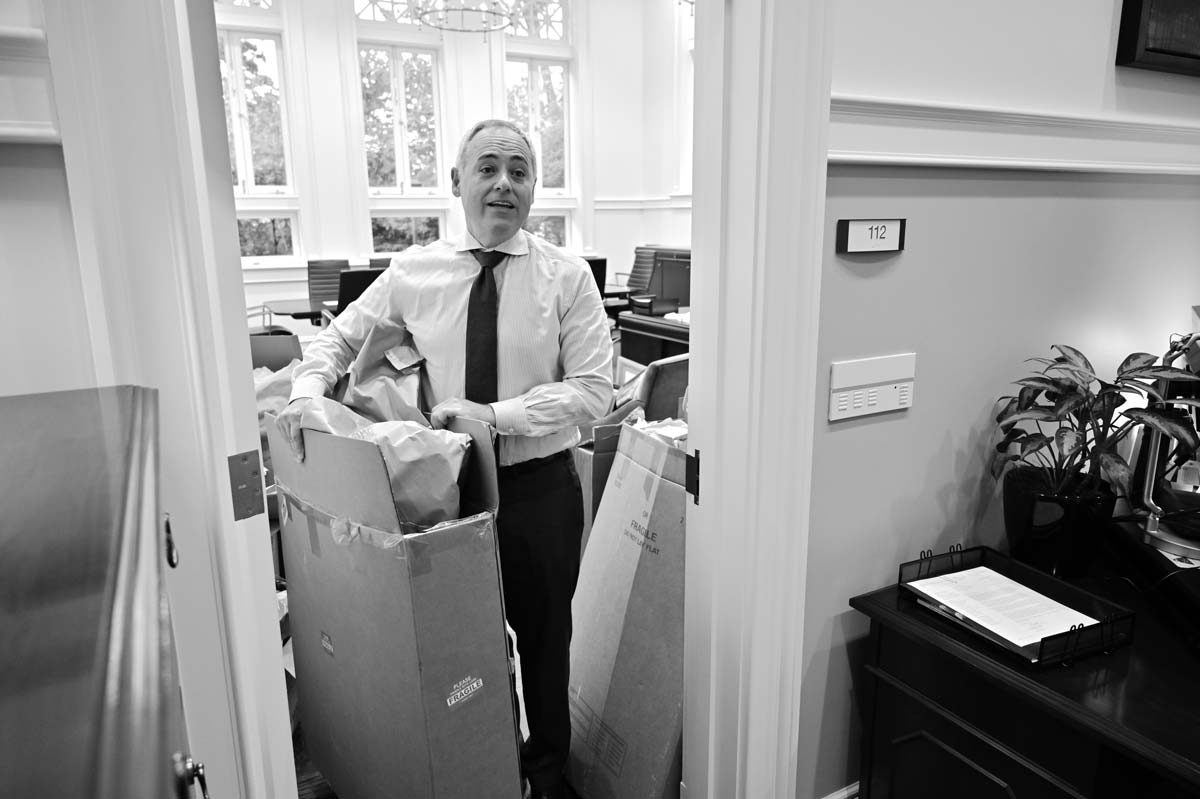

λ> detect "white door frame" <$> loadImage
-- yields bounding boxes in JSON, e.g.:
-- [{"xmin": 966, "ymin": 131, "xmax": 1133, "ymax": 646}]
[
  {"xmin": 44, "ymin": 0, "xmax": 834, "ymax": 794},
  {"xmin": 43, "ymin": 0, "xmax": 295, "ymax": 795},
  {"xmin": 683, "ymin": 1, "xmax": 833, "ymax": 797}
]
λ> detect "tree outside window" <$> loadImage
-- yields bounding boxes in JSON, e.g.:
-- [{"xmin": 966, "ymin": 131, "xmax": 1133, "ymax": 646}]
[
  {"xmin": 372, "ymin": 215, "xmax": 441, "ymax": 252},
  {"xmin": 218, "ymin": 31, "xmax": 291, "ymax": 192},
  {"xmin": 360, "ymin": 47, "xmax": 439, "ymax": 191},
  {"xmin": 523, "ymin": 214, "xmax": 566, "ymax": 247},
  {"xmin": 505, "ymin": 58, "xmax": 566, "ymax": 190},
  {"xmin": 238, "ymin": 217, "xmax": 294, "ymax": 256}
]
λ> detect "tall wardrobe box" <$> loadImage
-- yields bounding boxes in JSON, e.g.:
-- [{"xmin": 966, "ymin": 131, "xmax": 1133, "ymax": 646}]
[{"xmin": 266, "ymin": 418, "xmax": 522, "ymax": 799}]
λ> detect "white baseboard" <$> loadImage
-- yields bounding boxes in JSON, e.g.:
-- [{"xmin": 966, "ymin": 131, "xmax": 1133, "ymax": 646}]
[{"xmin": 819, "ymin": 781, "xmax": 860, "ymax": 799}]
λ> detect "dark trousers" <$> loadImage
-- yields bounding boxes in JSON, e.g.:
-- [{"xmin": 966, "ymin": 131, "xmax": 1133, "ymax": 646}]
[{"xmin": 496, "ymin": 449, "xmax": 584, "ymax": 789}]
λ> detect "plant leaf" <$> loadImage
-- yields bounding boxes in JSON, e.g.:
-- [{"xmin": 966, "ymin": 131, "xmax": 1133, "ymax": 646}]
[
  {"xmin": 1052, "ymin": 391, "xmax": 1089, "ymax": 420},
  {"xmin": 1017, "ymin": 385, "xmax": 1041, "ymax": 410},
  {"xmin": 990, "ymin": 451, "xmax": 1020, "ymax": 480},
  {"xmin": 1121, "ymin": 366, "xmax": 1200, "ymax": 382},
  {"xmin": 994, "ymin": 425, "xmax": 1024, "ymax": 452},
  {"xmin": 1054, "ymin": 428, "xmax": 1084, "ymax": 458},
  {"xmin": 995, "ymin": 396, "xmax": 1019, "ymax": 424},
  {"xmin": 1117, "ymin": 352, "xmax": 1158, "ymax": 375},
  {"xmin": 1015, "ymin": 376, "xmax": 1062, "ymax": 393},
  {"xmin": 999, "ymin": 407, "xmax": 1059, "ymax": 431},
  {"xmin": 1021, "ymin": 433, "xmax": 1052, "ymax": 458},
  {"xmin": 1099, "ymin": 451, "xmax": 1133, "ymax": 498},
  {"xmin": 1052, "ymin": 345, "xmax": 1095, "ymax": 376},
  {"xmin": 1042, "ymin": 362, "xmax": 1096, "ymax": 389},
  {"xmin": 1125, "ymin": 407, "xmax": 1200, "ymax": 452}
]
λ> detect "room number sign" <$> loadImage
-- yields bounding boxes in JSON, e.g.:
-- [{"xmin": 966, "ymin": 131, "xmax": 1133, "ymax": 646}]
[{"xmin": 835, "ymin": 218, "xmax": 906, "ymax": 253}]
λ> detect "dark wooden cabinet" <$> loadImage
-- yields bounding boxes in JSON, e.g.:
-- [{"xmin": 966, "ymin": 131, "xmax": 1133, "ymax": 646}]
[
  {"xmin": 851, "ymin": 533, "xmax": 1200, "ymax": 799},
  {"xmin": 616, "ymin": 310, "xmax": 689, "ymax": 366},
  {"xmin": 0, "ymin": 387, "xmax": 202, "ymax": 799}
]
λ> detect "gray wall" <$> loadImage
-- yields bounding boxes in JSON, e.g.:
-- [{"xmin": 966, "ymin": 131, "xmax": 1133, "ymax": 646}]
[
  {"xmin": 796, "ymin": 164, "xmax": 1200, "ymax": 797},
  {"xmin": 0, "ymin": 144, "xmax": 94, "ymax": 396}
]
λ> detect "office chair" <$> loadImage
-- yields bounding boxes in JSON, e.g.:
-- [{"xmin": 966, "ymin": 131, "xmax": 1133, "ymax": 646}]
[
  {"xmin": 307, "ymin": 259, "xmax": 351, "ymax": 307},
  {"xmin": 614, "ymin": 246, "xmax": 657, "ymax": 294},
  {"xmin": 369, "ymin": 256, "xmax": 394, "ymax": 270},
  {"xmin": 320, "ymin": 267, "xmax": 386, "ymax": 325}
]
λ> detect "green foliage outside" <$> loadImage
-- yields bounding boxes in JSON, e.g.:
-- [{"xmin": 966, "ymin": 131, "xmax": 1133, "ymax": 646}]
[
  {"xmin": 238, "ymin": 217, "xmax": 293, "ymax": 257},
  {"xmin": 524, "ymin": 215, "xmax": 565, "ymax": 247},
  {"xmin": 240, "ymin": 37, "xmax": 287, "ymax": 187},
  {"xmin": 373, "ymin": 216, "xmax": 440, "ymax": 252}
]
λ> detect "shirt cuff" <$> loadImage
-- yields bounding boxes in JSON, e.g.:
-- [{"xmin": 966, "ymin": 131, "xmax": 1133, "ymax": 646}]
[
  {"xmin": 289, "ymin": 376, "xmax": 328, "ymax": 404},
  {"xmin": 490, "ymin": 397, "xmax": 529, "ymax": 435}
]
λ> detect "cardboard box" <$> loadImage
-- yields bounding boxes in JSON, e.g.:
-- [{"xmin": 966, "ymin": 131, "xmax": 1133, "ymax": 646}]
[
  {"xmin": 575, "ymin": 353, "xmax": 690, "ymax": 556},
  {"xmin": 266, "ymin": 418, "xmax": 522, "ymax": 799},
  {"xmin": 572, "ymin": 423, "xmax": 623, "ymax": 555},
  {"xmin": 568, "ymin": 424, "xmax": 686, "ymax": 799}
]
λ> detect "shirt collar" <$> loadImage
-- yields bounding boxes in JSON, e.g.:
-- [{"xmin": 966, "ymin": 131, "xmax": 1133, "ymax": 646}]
[{"xmin": 455, "ymin": 229, "xmax": 529, "ymax": 257}]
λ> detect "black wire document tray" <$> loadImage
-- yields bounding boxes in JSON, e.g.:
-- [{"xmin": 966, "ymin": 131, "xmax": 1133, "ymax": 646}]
[{"xmin": 897, "ymin": 546, "xmax": 1134, "ymax": 667}]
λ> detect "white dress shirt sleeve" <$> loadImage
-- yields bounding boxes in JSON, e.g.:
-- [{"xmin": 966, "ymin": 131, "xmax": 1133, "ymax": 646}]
[{"xmin": 490, "ymin": 266, "xmax": 614, "ymax": 436}]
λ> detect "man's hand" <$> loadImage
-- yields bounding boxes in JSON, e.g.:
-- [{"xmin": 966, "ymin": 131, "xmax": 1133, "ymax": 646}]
[
  {"xmin": 275, "ymin": 397, "xmax": 313, "ymax": 462},
  {"xmin": 430, "ymin": 398, "xmax": 496, "ymax": 429}
]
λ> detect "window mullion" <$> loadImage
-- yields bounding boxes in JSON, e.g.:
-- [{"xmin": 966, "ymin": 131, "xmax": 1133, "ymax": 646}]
[
  {"xmin": 228, "ymin": 33, "xmax": 254, "ymax": 195},
  {"xmin": 527, "ymin": 61, "xmax": 545, "ymax": 186},
  {"xmin": 394, "ymin": 47, "xmax": 412, "ymax": 194}
]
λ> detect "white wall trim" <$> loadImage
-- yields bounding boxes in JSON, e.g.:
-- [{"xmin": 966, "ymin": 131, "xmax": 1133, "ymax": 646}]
[
  {"xmin": 0, "ymin": 25, "xmax": 48, "ymax": 56},
  {"xmin": 684, "ymin": 0, "xmax": 830, "ymax": 797},
  {"xmin": 0, "ymin": 120, "xmax": 57, "ymax": 144},
  {"xmin": 819, "ymin": 781, "xmax": 860, "ymax": 799},
  {"xmin": 0, "ymin": 25, "xmax": 57, "ymax": 144},
  {"xmin": 595, "ymin": 195, "xmax": 693, "ymax": 210},
  {"xmin": 829, "ymin": 93, "xmax": 1200, "ymax": 174}
]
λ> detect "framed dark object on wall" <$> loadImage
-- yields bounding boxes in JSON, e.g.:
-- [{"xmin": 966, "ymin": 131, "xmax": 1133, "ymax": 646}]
[{"xmin": 1117, "ymin": 0, "xmax": 1200, "ymax": 77}]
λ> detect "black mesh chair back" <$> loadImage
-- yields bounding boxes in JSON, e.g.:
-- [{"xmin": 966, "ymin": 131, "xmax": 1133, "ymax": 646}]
[
  {"xmin": 627, "ymin": 247, "xmax": 657, "ymax": 293},
  {"xmin": 307, "ymin": 259, "xmax": 350, "ymax": 306},
  {"xmin": 334, "ymin": 268, "xmax": 386, "ymax": 314}
]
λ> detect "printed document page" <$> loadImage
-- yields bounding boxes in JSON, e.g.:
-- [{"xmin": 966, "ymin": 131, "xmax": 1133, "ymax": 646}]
[{"xmin": 906, "ymin": 566, "xmax": 1097, "ymax": 648}]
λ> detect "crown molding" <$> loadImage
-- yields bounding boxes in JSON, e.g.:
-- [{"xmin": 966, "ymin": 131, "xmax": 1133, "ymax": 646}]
[{"xmin": 828, "ymin": 93, "xmax": 1200, "ymax": 174}]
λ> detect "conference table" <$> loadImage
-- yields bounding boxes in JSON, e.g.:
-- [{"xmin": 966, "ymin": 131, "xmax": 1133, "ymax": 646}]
[{"xmin": 264, "ymin": 298, "xmax": 334, "ymax": 325}]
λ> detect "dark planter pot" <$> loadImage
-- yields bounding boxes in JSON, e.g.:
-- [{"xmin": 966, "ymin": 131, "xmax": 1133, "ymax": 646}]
[{"xmin": 1002, "ymin": 467, "xmax": 1116, "ymax": 580}]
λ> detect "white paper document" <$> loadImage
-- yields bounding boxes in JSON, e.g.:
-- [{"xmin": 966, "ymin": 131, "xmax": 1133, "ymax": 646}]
[{"xmin": 906, "ymin": 566, "xmax": 1097, "ymax": 649}]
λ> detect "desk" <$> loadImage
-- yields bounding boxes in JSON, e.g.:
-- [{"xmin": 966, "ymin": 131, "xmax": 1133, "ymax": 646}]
[
  {"xmin": 265, "ymin": 298, "xmax": 334, "ymax": 325},
  {"xmin": 616, "ymin": 310, "xmax": 689, "ymax": 366},
  {"xmin": 850, "ymin": 525, "xmax": 1200, "ymax": 798}
]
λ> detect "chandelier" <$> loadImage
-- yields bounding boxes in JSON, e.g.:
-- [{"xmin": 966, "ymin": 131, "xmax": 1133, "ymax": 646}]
[{"xmin": 413, "ymin": 1, "xmax": 514, "ymax": 33}]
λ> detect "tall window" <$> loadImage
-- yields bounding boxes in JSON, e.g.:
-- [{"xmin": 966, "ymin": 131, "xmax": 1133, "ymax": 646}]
[
  {"xmin": 218, "ymin": 31, "xmax": 293, "ymax": 194},
  {"xmin": 359, "ymin": 46, "xmax": 441, "ymax": 192},
  {"xmin": 505, "ymin": 59, "xmax": 567, "ymax": 190}
]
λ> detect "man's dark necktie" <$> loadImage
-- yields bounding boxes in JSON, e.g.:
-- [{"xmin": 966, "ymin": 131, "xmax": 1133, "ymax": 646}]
[{"xmin": 465, "ymin": 248, "xmax": 506, "ymax": 404}]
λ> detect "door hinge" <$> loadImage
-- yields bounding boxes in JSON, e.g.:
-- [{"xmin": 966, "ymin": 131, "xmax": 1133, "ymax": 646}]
[
  {"xmin": 685, "ymin": 449, "xmax": 699, "ymax": 505},
  {"xmin": 228, "ymin": 449, "xmax": 265, "ymax": 521}
]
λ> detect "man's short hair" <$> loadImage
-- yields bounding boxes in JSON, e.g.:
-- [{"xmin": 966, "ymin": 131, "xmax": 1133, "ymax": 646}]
[{"xmin": 455, "ymin": 119, "xmax": 538, "ymax": 178}]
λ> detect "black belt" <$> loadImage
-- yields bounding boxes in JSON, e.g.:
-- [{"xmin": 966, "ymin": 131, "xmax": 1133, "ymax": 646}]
[{"xmin": 498, "ymin": 449, "xmax": 571, "ymax": 475}]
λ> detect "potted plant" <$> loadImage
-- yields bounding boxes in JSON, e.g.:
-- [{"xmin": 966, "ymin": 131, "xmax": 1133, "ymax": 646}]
[{"xmin": 991, "ymin": 343, "xmax": 1200, "ymax": 577}]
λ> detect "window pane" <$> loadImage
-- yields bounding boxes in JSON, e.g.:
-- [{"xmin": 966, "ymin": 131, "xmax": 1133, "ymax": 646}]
[
  {"xmin": 355, "ymin": 0, "xmax": 419, "ymax": 23},
  {"xmin": 215, "ymin": 0, "xmax": 273, "ymax": 7},
  {"xmin": 372, "ymin": 216, "xmax": 440, "ymax": 252},
  {"xmin": 402, "ymin": 52, "xmax": 437, "ymax": 188},
  {"xmin": 535, "ymin": 63, "xmax": 566, "ymax": 188},
  {"xmin": 240, "ymin": 37, "xmax": 288, "ymax": 186},
  {"xmin": 218, "ymin": 39, "xmax": 238, "ymax": 186},
  {"xmin": 506, "ymin": 0, "xmax": 566, "ymax": 41},
  {"xmin": 505, "ymin": 60, "xmax": 530, "ymax": 138},
  {"xmin": 361, "ymin": 47, "xmax": 397, "ymax": 189},
  {"xmin": 524, "ymin": 215, "xmax": 565, "ymax": 247},
  {"xmin": 238, "ymin": 217, "xmax": 293, "ymax": 256}
]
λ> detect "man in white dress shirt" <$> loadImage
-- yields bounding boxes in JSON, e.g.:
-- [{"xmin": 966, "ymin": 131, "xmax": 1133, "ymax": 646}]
[{"xmin": 277, "ymin": 119, "xmax": 613, "ymax": 799}]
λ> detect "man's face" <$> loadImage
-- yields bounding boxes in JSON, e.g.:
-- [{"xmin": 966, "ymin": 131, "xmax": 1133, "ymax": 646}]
[{"xmin": 451, "ymin": 126, "xmax": 536, "ymax": 248}]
